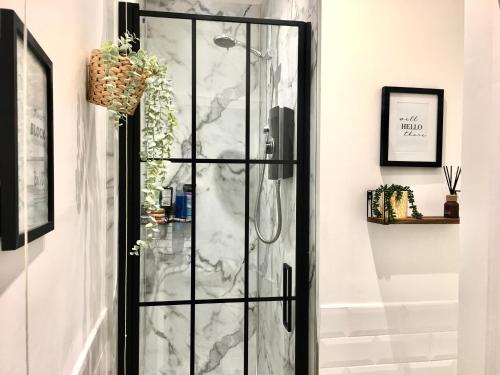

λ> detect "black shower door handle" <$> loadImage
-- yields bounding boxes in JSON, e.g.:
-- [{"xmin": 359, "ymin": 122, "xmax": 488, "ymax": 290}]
[{"xmin": 283, "ymin": 263, "xmax": 292, "ymax": 332}]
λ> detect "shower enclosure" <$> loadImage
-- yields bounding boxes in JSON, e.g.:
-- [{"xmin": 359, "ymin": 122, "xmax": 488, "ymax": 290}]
[{"xmin": 117, "ymin": 3, "xmax": 310, "ymax": 374}]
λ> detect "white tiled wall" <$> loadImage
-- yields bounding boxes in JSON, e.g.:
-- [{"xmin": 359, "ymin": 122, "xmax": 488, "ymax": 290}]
[
  {"xmin": 319, "ymin": 361, "xmax": 457, "ymax": 375},
  {"xmin": 319, "ymin": 301, "xmax": 458, "ymax": 375}
]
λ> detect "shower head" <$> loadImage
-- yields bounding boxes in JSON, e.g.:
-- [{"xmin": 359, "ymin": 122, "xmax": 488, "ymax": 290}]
[
  {"xmin": 213, "ymin": 34, "xmax": 272, "ymax": 60},
  {"xmin": 213, "ymin": 34, "xmax": 237, "ymax": 49}
]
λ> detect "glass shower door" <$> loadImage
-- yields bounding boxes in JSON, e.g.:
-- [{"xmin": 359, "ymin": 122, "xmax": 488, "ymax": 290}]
[
  {"xmin": 118, "ymin": 4, "xmax": 310, "ymax": 374},
  {"xmin": 248, "ymin": 22, "xmax": 300, "ymax": 374}
]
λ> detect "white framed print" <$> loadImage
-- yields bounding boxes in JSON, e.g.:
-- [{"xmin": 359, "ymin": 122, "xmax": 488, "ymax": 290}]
[
  {"xmin": 380, "ymin": 87, "xmax": 444, "ymax": 167},
  {"xmin": 0, "ymin": 9, "xmax": 54, "ymax": 250}
]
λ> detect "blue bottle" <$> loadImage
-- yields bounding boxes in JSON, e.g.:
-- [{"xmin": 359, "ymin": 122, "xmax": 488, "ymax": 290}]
[
  {"xmin": 183, "ymin": 184, "xmax": 193, "ymax": 222},
  {"xmin": 175, "ymin": 189, "xmax": 185, "ymax": 219}
]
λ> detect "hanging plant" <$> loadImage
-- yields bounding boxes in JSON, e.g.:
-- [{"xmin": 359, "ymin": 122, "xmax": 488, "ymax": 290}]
[
  {"xmin": 371, "ymin": 184, "xmax": 423, "ymax": 223},
  {"xmin": 88, "ymin": 32, "xmax": 177, "ymax": 255}
]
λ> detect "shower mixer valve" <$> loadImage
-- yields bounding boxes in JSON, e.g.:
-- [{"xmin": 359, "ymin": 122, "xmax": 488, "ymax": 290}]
[{"xmin": 254, "ymin": 107, "xmax": 294, "ymax": 245}]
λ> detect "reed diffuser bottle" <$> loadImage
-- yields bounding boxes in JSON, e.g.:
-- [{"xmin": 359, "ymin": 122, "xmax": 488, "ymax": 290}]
[{"xmin": 443, "ymin": 165, "xmax": 461, "ymax": 218}]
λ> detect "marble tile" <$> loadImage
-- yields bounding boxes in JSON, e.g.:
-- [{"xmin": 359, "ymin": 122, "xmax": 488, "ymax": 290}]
[
  {"xmin": 140, "ymin": 305, "xmax": 191, "ymax": 374},
  {"xmin": 249, "ymin": 164, "xmax": 296, "ymax": 298},
  {"xmin": 142, "ymin": 2, "xmax": 262, "ymax": 162},
  {"xmin": 196, "ymin": 163, "xmax": 245, "ymax": 299},
  {"xmin": 255, "ymin": 301, "xmax": 295, "ymax": 375},
  {"xmin": 105, "ymin": 118, "xmax": 117, "ymax": 310},
  {"xmin": 248, "ymin": 302, "xmax": 258, "ymax": 375},
  {"xmin": 140, "ymin": 163, "xmax": 192, "ymax": 302},
  {"xmin": 258, "ymin": 1, "xmax": 319, "ymax": 374},
  {"xmin": 249, "ymin": 10, "xmax": 303, "ymax": 375},
  {"xmin": 195, "ymin": 303, "xmax": 244, "ymax": 374},
  {"xmin": 142, "ymin": 17, "xmax": 193, "ymax": 158},
  {"xmin": 196, "ymin": 20, "xmax": 247, "ymax": 160},
  {"xmin": 140, "ymin": 222, "xmax": 192, "ymax": 302},
  {"xmin": 249, "ymin": 23, "xmax": 299, "ymax": 160},
  {"xmin": 142, "ymin": 0, "xmax": 261, "ymax": 18},
  {"xmin": 137, "ymin": 0, "xmax": 319, "ymax": 374}
]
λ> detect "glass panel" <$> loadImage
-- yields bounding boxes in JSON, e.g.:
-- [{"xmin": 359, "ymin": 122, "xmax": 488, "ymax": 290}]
[
  {"xmin": 250, "ymin": 24, "xmax": 299, "ymax": 161},
  {"xmin": 249, "ymin": 163, "xmax": 296, "ymax": 298},
  {"xmin": 196, "ymin": 21, "xmax": 246, "ymax": 159},
  {"xmin": 195, "ymin": 303, "xmax": 244, "ymax": 374},
  {"xmin": 137, "ymin": 15, "xmax": 301, "ymax": 375},
  {"xmin": 196, "ymin": 163, "xmax": 245, "ymax": 299},
  {"xmin": 140, "ymin": 305, "xmax": 191, "ymax": 374},
  {"xmin": 249, "ymin": 302, "xmax": 295, "ymax": 374},
  {"xmin": 140, "ymin": 162, "xmax": 192, "ymax": 302},
  {"xmin": 249, "ymin": 23, "xmax": 261, "ymax": 162},
  {"xmin": 141, "ymin": 17, "xmax": 192, "ymax": 158}
]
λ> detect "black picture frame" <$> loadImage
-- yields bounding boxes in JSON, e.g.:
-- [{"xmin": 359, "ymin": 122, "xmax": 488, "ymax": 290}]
[
  {"xmin": 0, "ymin": 9, "xmax": 54, "ymax": 251},
  {"xmin": 380, "ymin": 86, "xmax": 444, "ymax": 167}
]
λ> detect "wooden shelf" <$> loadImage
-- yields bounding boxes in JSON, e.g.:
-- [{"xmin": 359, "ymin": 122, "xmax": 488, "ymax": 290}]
[{"xmin": 368, "ymin": 216, "xmax": 460, "ymax": 225}]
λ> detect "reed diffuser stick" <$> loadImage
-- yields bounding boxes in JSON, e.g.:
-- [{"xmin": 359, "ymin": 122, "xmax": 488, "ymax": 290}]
[
  {"xmin": 452, "ymin": 167, "xmax": 461, "ymax": 194},
  {"xmin": 443, "ymin": 165, "xmax": 461, "ymax": 195},
  {"xmin": 443, "ymin": 166, "xmax": 451, "ymax": 192}
]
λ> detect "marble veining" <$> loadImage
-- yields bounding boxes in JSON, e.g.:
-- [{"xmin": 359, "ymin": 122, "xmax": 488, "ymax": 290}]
[
  {"xmin": 195, "ymin": 19, "xmax": 260, "ymax": 160},
  {"xmin": 140, "ymin": 223, "xmax": 192, "ymax": 302},
  {"xmin": 196, "ymin": 163, "xmax": 245, "ymax": 299},
  {"xmin": 142, "ymin": 0, "xmax": 260, "ymax": 18},
  {"xmin": 256, "ymin": 302, "xmax": 295, "ymax": 374},
  {"xmin": 140, "ymin": 162, "xmax": 192, "ymax": 302},
  {"xmin": 195, "ymin": 303, "xmax": 245, "ymax": 374},
  {"xmin": 142, "ymin": 17, "xmax": 193, "ymax": 158},
  {"xmin": 140, "ymin": 305, "xmax": 191, "ymax": 374},
  {"xmin": 139, "ymin": 0, "xmax": 318, "ymax": 373},
  {"xmin": 255, "ymin": 1, "xmax": 319, "ymax": 374}
]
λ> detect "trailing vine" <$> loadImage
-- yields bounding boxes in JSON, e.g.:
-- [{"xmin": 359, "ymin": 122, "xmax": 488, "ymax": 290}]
[
  {"xmin": 371, "ymin": 184, "xmax": 423, "ymax": 223},
  {"xmin": 100, "ymin": 32, "xmax": 177, "ymax": 255},
  {"xmin": 134, "ymin": 58, "xmax": 177, "ymax": 255}
]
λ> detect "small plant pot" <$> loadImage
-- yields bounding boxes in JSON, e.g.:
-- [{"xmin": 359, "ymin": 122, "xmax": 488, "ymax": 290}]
[
  {"xmin": 87, "ymin": 49, "xmax": 146, "ymax": 115},
  {"xmin": 379, "ymin": 191, "xmax": 408, "ymax": 219},
  {"xmin": 444, "ymin": 194, "xmax": 459, "ymax": 218}
]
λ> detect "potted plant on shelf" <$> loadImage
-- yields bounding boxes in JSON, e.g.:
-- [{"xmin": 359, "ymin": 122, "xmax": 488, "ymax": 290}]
[
  {"xmin": 371, "ymin": 184, "xmax": 423, "ymax": 224},
  {"xmin": 87, "ymin": 32, "xmax": 178, "ymax": 255}
]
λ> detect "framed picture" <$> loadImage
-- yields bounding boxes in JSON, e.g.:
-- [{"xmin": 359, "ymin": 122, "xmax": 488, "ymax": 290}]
[
  {"xmin": 380, "ymin": 86, "xmax": 444, "ymax": 167},
  {"xmin": 0, "ymin": 9, "xmax": 54, "ymax": 251}
]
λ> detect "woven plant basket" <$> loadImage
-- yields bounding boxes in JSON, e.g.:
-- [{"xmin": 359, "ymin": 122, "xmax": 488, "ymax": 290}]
[{"xmin": 87, "ymin": 49, "xmax": 146, "ymax": 115}]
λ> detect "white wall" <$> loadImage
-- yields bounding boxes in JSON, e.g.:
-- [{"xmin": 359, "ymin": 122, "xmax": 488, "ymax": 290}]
[
  {"xmin": 319, "ymin": 0, "xmax": 464, "ymax": 373},
  {"xmin": 458, "ymin": 0, "xmax": 500, "ymax": 374},
  {"xmin": 0, "ymin": 0, "xmax": 118, "ymax": 374}
]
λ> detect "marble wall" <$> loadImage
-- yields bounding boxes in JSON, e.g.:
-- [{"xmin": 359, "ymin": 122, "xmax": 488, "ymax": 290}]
[
  {"xmin": 258, "ymin": 1, "xmax": 319, "ymax": 375},
  {"xmin": 0, "ymin": 0, "xmax": 119, "ymax": 374},
  {"xmin": 138, "ymin": 0, "xmax": 318, "ymax": 374}
]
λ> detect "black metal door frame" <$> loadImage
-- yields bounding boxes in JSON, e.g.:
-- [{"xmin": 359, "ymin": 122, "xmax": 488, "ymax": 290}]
[{"xmin": 117, "ymin": 3, "xmax": 311, "ymax": 374}]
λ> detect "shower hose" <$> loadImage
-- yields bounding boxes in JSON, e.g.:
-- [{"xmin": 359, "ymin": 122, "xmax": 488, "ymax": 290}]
[{"xmin": 254, "ymin": 154, "xmax": 282, "ymax": 244}]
